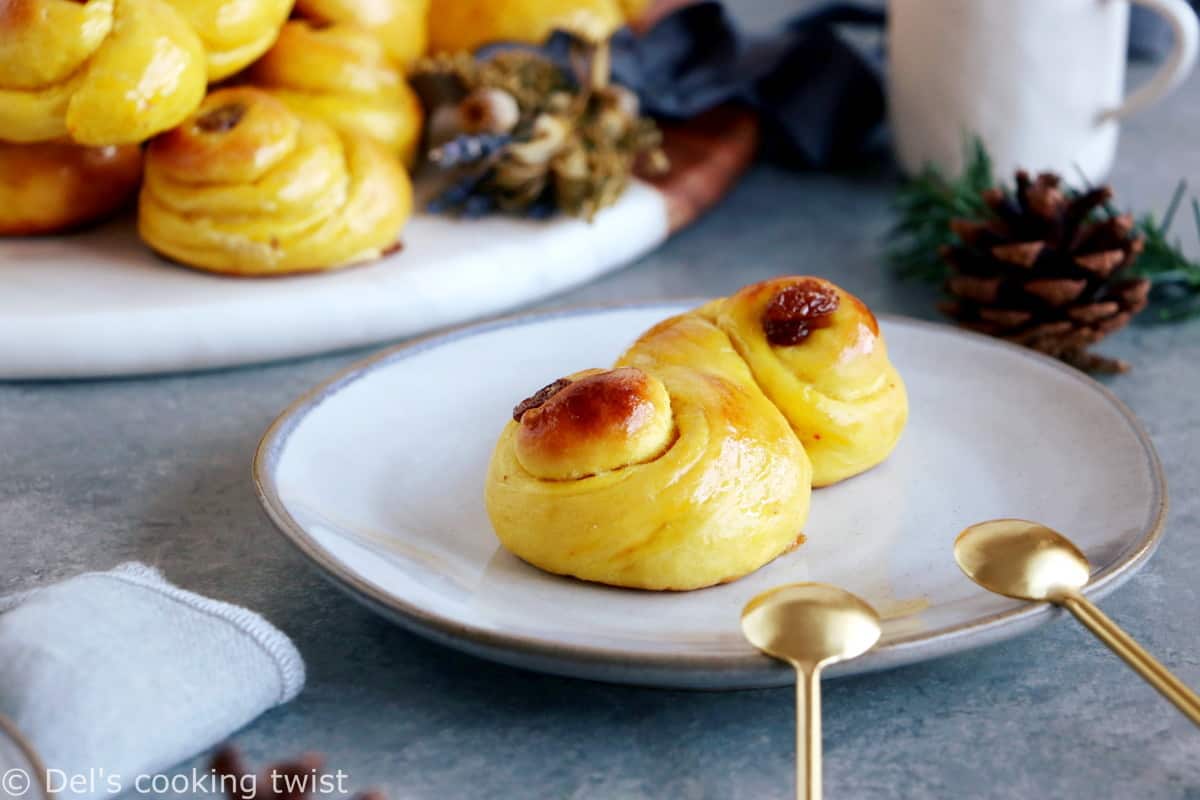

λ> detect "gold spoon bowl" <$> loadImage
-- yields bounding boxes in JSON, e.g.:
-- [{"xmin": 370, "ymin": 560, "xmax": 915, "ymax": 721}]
[
  {"xmin": 955, "ymin": 518, "xmax": 1200, "ymax": 726},
  {"xmin": 741, "ymin": 583, "xmax": 882, "ymax": 800}
]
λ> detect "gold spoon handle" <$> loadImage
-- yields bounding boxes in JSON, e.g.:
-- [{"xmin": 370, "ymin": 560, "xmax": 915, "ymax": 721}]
[
  {"xmin": 794, "ymin": 665, "xmax": 822, "ymax": 800},
  {"xmin": 1060, "ymin": 593, "xmax": 1200, "ymax": 726}
]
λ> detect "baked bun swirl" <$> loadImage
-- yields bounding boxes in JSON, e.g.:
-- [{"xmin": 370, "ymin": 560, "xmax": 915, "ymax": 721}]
[
  {"xmin": 486, "ymin": 344, "xmax": 813, "ymax": 592},
  {"xmin": 484, "ymin": 277, "xmax": 906, "ymax": 591},
  {"xmin": 0, "ymin": 140, "xmax": 142, "ymax": 235},
  {"xmin": 294, "ymin": 0, "xmax": 429, "ymax": 68},
  {"xmin": 138, "ymin": 87, "xmax": 413, "ymax": 276},
  {"xmin": 164, "ymin": 0, "xmax": 292, "ymax": 81},
  {"xmin": 699, "ymin": 277, "xmax": 908, "ymax": 487},
  {"xmin": 0, "ymin": 0, "xmax": 206, "ymax": 145},
  {"xmin": 249, "ymin": 20, "xmax": 424, "ymax": 165}
]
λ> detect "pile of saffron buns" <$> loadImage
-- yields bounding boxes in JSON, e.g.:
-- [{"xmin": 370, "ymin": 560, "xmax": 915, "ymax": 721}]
[{"xmin": 0, "ymin": 0, "xmax": 650, "ymax": 275}]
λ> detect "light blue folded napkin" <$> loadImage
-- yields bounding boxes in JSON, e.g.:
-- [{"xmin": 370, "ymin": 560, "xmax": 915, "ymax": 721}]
[{"xmin": 0, "ymin": 563, "xmax": 304, "ymax": 800}]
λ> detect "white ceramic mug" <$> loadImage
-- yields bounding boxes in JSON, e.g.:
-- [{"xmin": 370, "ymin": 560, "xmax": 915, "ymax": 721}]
[{"xmin": 888, "ymin": 0, "xmax": 1199, "ymax": 181}]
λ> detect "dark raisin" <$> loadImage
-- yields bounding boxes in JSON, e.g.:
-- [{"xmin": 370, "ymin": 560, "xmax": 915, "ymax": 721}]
[
  {"xmin": 512, "ymin": 377, "xmax": 572, "ymax": 422},
  {"xmin": 195, "ymin": 103, "xmax": 247, "ymax": 133},
  {"xmin": 762, "ymin": 280, "xmax": 840, "ymax": 345}
]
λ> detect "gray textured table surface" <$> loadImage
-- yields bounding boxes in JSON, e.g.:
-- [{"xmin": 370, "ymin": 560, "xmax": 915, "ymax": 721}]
[{"xmin": 4, "ymin": 6, "xmax": 1200, "ymax": 798}]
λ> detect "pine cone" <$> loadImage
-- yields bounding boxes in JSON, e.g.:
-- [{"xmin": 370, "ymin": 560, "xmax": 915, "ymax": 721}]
[{"xmin": 940, "ymin": 171, "xmax": 1150, "ymax": 373}]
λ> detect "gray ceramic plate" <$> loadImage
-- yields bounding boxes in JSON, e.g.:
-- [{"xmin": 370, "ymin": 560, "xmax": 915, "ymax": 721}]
[{"xmin": 254, "ymin": 303, "xmax": 1166, "ymax": 689}]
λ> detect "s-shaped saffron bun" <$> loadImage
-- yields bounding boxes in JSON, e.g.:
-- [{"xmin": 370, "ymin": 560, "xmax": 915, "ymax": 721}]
[
  {"xmin": 138, "ymin": 88, "xmax": 412, "ymax": 276},
  {"xmin": 294, "ymin": 0, "xmax": 429, "ymax": 68},
  {"xmin": 164, "ymin": 0, "xmax": 292, "ymax": 81},
  {"xmin": 485, "ymin": 359, "xmax": 813, "ymax": 591},
  {"xmin": 484, "ymin": 277, "xmax": 906, "ymax": 591},
  {"xmin": 249, "ymin": 20, "xmax": 424, "ymax": 165},
  {"xmin": 699, "ymin": 277, "xmax": 908, "ymax": 487},
  {"xmin": 0, "ymin": 0, "xmax": 206, "ymax": 145},
  {"xmin": 0, "ymin": 140, "xmax": 142, "ymax": 235}
]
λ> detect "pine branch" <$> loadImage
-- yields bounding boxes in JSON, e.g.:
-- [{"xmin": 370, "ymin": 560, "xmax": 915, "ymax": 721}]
[
  {"xmin": 885, "ymin": 138, "xmax": 994, "ymax": 282},
  {"xmin": 1128, "ymin": 184, "xmax": 1200, "ymax": 322}
]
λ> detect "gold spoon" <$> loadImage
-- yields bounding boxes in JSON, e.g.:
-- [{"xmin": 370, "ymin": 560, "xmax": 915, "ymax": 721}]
[
  {"xmin": 0, "ymin": 713, "xmax": 50, "ymax": 800},
  {"xmin": 741, "ymin": 583, "xmax": 882, "ymax": 800},
  {"xmin": 955, "ymin": 518, "xmax": 1200, "ymax": 725}
]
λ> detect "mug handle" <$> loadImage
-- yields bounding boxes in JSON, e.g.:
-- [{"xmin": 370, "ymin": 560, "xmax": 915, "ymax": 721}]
[{"xmin": 1103, "ymin": 0, "xmax": 1199, "ymax": 121}]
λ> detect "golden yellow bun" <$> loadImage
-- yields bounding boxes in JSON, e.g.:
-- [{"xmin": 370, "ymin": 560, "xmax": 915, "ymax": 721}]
[
  {"xmin": 0, "ymin": 0, "xmax": 207, "ymax": 145},
  {"xmin": 0, "ymin": 140, "xmax": 142, "ymax": 235},
  {"xmin": 700, "ymin": 276, "xmax": 909, "ymax": 487},
  {"xmin": 138, "ymin": 87, "xmax": 412, "ymax": 276},
  {"xmin": 163, "ymin": 0, "xmax": 292, "ymax": 81},
  {"xmin": 486, "ymin": 322, "xmax": 813, "ymax": 591},
  {"xmin": 484, "ymin": 276, "xmax": 907, "ymax": 590},
  {"xmin": 428, "ymin": 0, "xmax": 625, "ymax": 52},
  {"xmin": 294, "ymin": 0, "xmax": 429, "ymax": 68},
  {"xmin": 618, "ymin": 0, "xmax": 651, "ymax": 20},
  {"xmin": 249, "ymin": 20, "xmax": 424, "ymax": 165},
  {"xmin": 513, "ymin": 368, "xmax": 675, "ymax": 480}
]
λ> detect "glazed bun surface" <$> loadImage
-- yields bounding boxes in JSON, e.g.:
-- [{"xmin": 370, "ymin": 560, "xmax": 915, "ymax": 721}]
[
  {"xmin": 484, "ymin": 276, "xmax": 908, "ymax": 591},
  {"xmin": 138, "ymin": 88, "xmax": 412, "ymax": 276},
  {"xmin": 164, "ymin": 0, "xmax": 293, "ymax": 81},
  {"xmin": 703, "ymin": 277, "xmax": 908, "ymax": 486},
  {"xmin": 428, "ymin": 0, "xmax": 626, "ymax": 53},
  {"xmin": 294, "ymin": 0, "xmax": 429, "ymax": 68},
  {"xmin": 250, "ymin": 20, "xmax": 424, "ymax": 165},
  {"xmin": 0, "ymin": 140, "xmax": 142, "ymax": 235},
  {"xmin": 486, "ymin": 359, "xmax": 812, "ymax": 591},
  {"xmin": 512, "ymin": 368, "xmax": 676, "ymax": 481},
  {"xmin": 0, "ymin": 0, "xmax": 206, "ymax": 145}
]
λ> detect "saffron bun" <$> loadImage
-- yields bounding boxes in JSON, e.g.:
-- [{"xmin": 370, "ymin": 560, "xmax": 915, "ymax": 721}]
[
  {"xmin": 485, "ymin": 361, "xmax": 813, "ymax": 591},
  {"xmin": 428, "ymin": 0, "xmax": 626, "ymax": 53},
  {"xmin": 0, "ymin": 0, "xmax": 206, "ymax": 145},
  {"xmin": 484, "ymin": 277, "xmax": 907, "ymax": 591},
  {"xmin": 0, "ymin": 140, "xmax": 142, "ymax": 235},
  {"xmin": 618, "ymin": 0, "xmax": 651, "ymax": 19},
  {"xmin": 249, "ymin": 20, "xmax": 424, "ymax": 165},
  {"xmin": 699, "ymin": 276, "xmax": 908, "ymax": 487},
  {"xmin": 164, "ymin": 0, "xmax": 292, "ymax": 81},
  {"xmin": 293, "ymin": 0, "xmax": 429, "ymax": 68},
  {"xmin": 138, "ymin": 87, "xmax": 412, "ymax": 277}
]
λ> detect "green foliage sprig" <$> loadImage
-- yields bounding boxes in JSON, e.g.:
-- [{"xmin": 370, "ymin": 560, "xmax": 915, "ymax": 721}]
[
  {"xmin": 885, "ymin": 138, "xmax": 994, "ymax": 283},
  {"xmin": 1131, "ymin": 183, "xmax": 1200, "ymax": 321},
  {"xmin": 885, "ymin": 140, "xmax": 1200, "ymax": 322}
]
